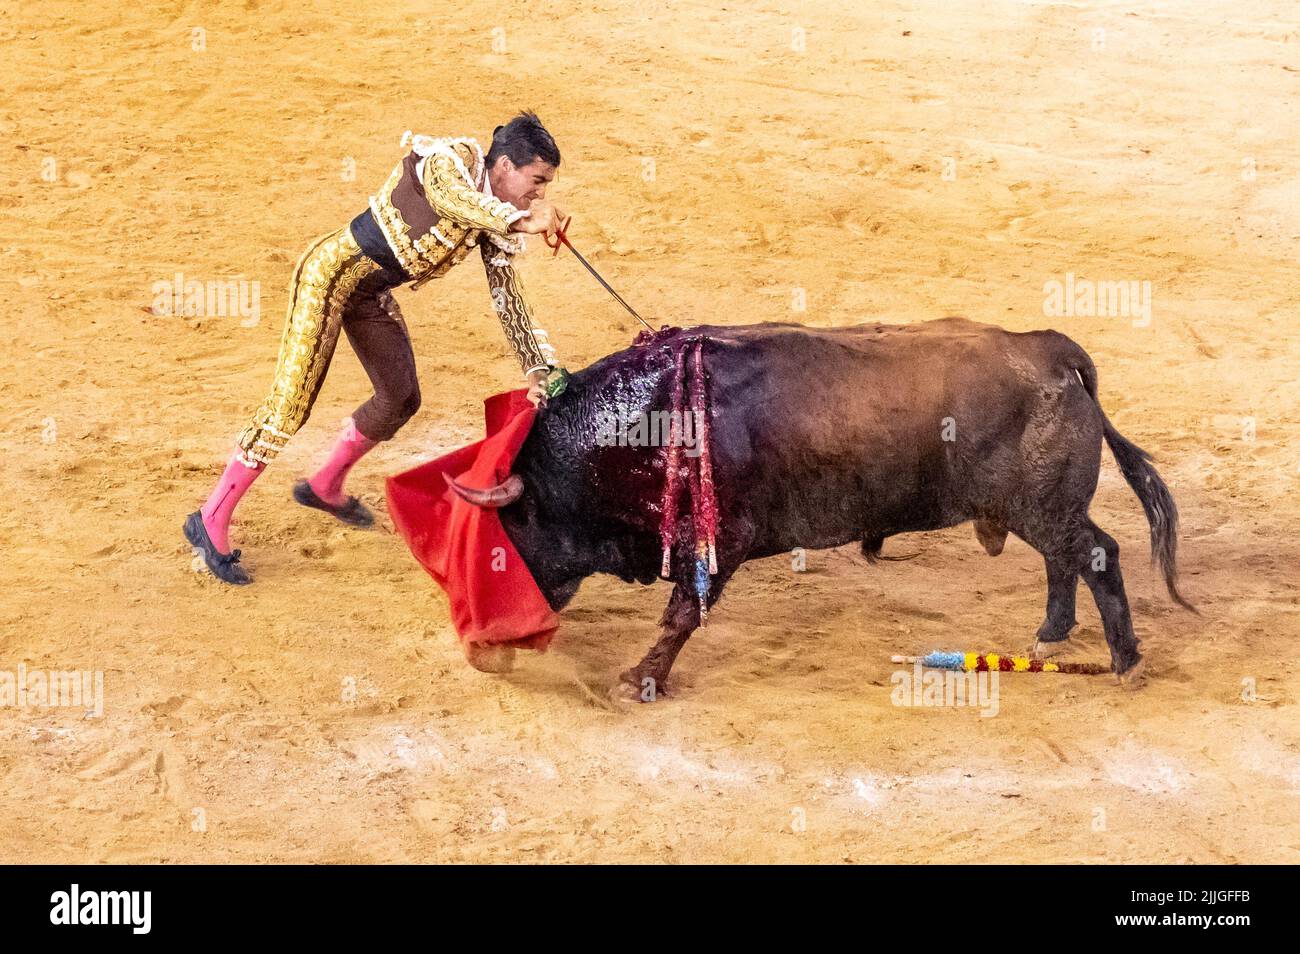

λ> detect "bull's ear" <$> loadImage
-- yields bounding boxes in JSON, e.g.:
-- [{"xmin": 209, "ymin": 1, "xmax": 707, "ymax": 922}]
[{"xmin": 443, "ymin": 472, "xmax": 524, "ymax": 508}]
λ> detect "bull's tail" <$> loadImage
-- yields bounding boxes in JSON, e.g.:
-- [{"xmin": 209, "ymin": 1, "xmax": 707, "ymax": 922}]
[{"xmin": 1071, "ymin": 351, "xmax": 1197, "ymax": 613}]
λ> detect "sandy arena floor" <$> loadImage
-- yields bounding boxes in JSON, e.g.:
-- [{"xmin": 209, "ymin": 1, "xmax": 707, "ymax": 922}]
[{"xmin": 1, "ymin": 0, "xmax": 1297, "ymax": 862}]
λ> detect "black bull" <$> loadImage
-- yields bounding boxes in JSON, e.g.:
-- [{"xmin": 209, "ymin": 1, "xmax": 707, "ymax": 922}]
[{"xmin": 449, "ymin": 318, "xmax": 1194, "ymax": 700}]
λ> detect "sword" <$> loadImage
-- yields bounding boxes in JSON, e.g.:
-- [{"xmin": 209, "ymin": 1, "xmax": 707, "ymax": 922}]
[{"xmin": 545, "ymin": 217, "xmax": 656, "ymax": 334}]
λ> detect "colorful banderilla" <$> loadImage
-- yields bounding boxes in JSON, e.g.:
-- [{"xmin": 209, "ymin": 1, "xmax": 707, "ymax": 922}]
[{"xmin": 891, "ymin": 652, "xmax": 1111, "ymax": 675}]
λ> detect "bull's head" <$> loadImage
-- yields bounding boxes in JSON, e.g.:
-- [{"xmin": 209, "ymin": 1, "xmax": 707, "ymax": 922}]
[
  {"xmin": 441, "ymin": 400, "xmax": 663, "ymax": 613},
  {"xmin": 441, "ymin": 450, "xmax": 595, "ymax": 611}
]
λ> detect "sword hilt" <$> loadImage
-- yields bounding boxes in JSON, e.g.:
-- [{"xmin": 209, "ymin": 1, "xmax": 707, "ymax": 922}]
[{"xmin": 544, "ymin": 216, "xmax": 573, "ymax": 257}]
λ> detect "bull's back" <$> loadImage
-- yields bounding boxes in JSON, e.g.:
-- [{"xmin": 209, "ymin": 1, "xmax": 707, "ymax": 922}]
[
  {"xmin": 693, "ymin": 319, "xmax": 1092, "ymax": 550},
  {"xmin": 563, "ymin": 318, "xmax": 1093, "ymax": 552}
]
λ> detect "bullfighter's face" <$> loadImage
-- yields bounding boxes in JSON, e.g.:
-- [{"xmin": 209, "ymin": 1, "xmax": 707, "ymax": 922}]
[{"xmin": 488, "ymin": 155, "xmax": 557, "ymax": 209}]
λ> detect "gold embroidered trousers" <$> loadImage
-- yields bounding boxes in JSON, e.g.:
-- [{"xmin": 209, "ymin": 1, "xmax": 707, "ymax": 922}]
[{"xmin": 235, "ymin": 226, "xmax": 417, "ymax": 467}]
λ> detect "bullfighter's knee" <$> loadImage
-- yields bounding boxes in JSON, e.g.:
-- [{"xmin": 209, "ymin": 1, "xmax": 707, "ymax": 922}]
[
  {"xmin": 354, "ymin": 384, "xmax": 421, "ymax": 442},
  {"xmin": 382, "ymin": 382, "xmax": 421, "ymax": 433},
  {"xmin": 401, "ymin": 385, "xmax": 421, "ymax": 421}
]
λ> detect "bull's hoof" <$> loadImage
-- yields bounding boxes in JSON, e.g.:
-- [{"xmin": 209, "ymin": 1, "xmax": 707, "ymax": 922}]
[
  {"xmin": 1031, "ymin": 637, "xmax": 1070, "ymax": 660},
  {"xmin": 1035, "ymin": 616, "xmax": 1076, "ymax": 644},
  {"xmin": 609, "ymin": 680, "xmax": 645, "ymax": 704},
  {"xmin": 610, "ymin": 670, "xmax": 663, "ymax": 703},
  {"xmin": 1114, "ymin": 654, "xmax": 1146, "ymax": 688},
  {"xmin": 464, "ymin": 642, "xmax": 516, "ymax": 674}
]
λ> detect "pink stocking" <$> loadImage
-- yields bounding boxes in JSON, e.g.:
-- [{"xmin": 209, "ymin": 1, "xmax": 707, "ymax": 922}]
[
  {"xmin": 309, "ymin": 419, "xmax": 378, "ymax": 506},
  {"xmin": 200, "ymin": 453, "xmax": 264, "ymax": 553}
]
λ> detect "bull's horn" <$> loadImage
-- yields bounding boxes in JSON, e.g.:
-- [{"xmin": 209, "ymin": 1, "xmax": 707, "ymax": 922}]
[{"xmin": 443, "ymin": 471, "xmax": 524, "ymax": 508}]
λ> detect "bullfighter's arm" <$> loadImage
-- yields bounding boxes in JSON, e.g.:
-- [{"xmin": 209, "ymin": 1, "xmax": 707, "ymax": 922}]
[
  {"xmin": 422, "ymin": 150, "xmax": 528, "ymax": 235},
  {"xmin": 481, "ymin": 243, "xmax": 553, "ymax": 377}
]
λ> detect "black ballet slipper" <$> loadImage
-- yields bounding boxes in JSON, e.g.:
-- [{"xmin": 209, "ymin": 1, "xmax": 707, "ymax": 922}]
[
  {"xmin": 292, "ymin": 479, "xmax": 375, "ymax": 529},
  {"xmin": 184, "ymin": 510, "xmax": 252, "ymax": 585}
]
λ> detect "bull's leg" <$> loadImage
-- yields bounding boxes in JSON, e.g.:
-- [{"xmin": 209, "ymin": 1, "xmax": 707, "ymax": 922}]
[
  {"xmin": 1006, "ymin": 514, "xmax": 1089, "ymax": 658},
  {"xmin": 613, "ymin": 583, "xmax": 699, "ymax": 703},
  {"xmin": 613, "ymin": 519, "xmax": 753, "ymax": 702},
  {"xmin": 613, "ymin": 538, "xmax": 749, "ymax": 703},
  {"xmin": 1036, "ymin": 556, "xmax": 1078, "ymax": 644},
  {"xmin": 1080, "ymin": 521, "xmax": 1142, "ymax": 679}
]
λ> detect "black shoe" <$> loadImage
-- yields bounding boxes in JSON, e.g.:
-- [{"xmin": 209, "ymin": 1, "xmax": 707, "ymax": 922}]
[
  {"xmin": 292, "ymin": 479, "xmax": 374, "ymax": 528},
  {"xmin": 184, "ymin": 511, "xmax": 252, "ymax": 585}
]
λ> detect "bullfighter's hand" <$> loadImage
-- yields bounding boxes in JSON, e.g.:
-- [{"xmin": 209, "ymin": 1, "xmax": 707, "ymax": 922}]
[
  {"xmin": 526, "ymin": 368, "xmax": 549, "ymax": 407},
  {"xmin": 510, "ymin": 200, "xmax": 567, "ymax": 239}
]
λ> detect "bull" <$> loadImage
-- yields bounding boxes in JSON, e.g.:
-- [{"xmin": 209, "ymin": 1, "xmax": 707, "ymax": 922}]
[{"xmin": 448, "ymin": 317, "xmax": 1194, "ymax": 700}]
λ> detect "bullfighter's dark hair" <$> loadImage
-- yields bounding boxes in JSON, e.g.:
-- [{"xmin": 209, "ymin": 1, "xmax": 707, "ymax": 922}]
[{"xmin": 487, "ymin": 111, "xmax": 561, "ymax": 169}]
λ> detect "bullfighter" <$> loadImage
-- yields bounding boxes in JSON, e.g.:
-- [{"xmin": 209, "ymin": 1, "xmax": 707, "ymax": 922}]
[{"xmin": 184, "ymin": 111, "xmax": 567, "ymax": 587}]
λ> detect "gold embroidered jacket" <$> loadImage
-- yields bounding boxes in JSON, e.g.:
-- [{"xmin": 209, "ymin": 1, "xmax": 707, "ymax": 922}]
[{"xmin": 369, "ymin": 134, "xmax": 553, "ymax": 376}]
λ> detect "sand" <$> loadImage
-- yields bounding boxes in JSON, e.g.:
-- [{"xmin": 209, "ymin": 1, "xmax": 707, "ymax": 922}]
[{"xmin": 1, "ymin": 0, "xmax": 1297, "ymax": 863}]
